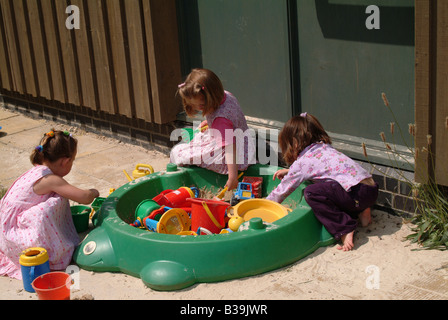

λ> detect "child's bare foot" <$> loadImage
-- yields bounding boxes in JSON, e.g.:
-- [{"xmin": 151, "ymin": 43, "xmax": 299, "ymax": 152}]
[
  {"xmin": 337, "ymin": 231, "xmax": 355, "ymax": 251},
  {"xmin": 359, "ymin": 207, "xmax": 372, "ymax": 227}
]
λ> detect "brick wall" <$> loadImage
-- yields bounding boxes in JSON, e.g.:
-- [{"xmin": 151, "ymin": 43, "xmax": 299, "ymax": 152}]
[{"xmin": 358, "ymin": 161, "xmax": 416, "ymax": 217}]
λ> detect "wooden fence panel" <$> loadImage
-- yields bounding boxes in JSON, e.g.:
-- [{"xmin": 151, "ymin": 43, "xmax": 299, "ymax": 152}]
[
  {"xmin": 40, "ymin": 0, "xmax": 66, "ymax": 103},
  {"xmin": 26, "ymin": 0, "xmax": 52, "ymax": 100},
  {"xmin": 0, "ymin": 0, "xmax": 11, "ymax": 91},
  {"xmin": 71, "ymin": 0, "xmax": 97, "ymax": 110},
  {"xmin": 54, "ymin": 0, "xmax": 81, "ymax": 106},
  {"xmin": 415, "ymin": 0, "xmax": 448, "ymax": 186},
  {"xmin": 12, "ymin": 0, "xmax": 37, "ymax": 97},
  {"xmin": 415, "ymin": 0, "xmax": 432, "ymax": 184},
  {"xmin": 124, "ymin": 0, "xmax": 152, "ymax": 122},
  {"xmin": 87, "ymin": 0, "xmax": 115, "ymax": 114},
  {"xmin": 435, "ymin": 2, "xmax": 448, "ymax": 186},
  {"xmin": 144, "ymin": 0, "xmax": 182, "ymax": 124},
  {"xmin": 0, "ymin": 0, "xmax": 182, "ymax": 124},
  {"xmin": 1, "ymin": 0, "xmax": 24, "ymax": 94},
  {"xmin": 105, "ymin": 0, "xmax": 132, "ymax": 118}
]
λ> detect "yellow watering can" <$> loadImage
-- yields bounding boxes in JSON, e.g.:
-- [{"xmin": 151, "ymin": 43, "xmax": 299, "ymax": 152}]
[{"xmin": 123, "ymin": 164, "xmax": 154, "ymax": 181}]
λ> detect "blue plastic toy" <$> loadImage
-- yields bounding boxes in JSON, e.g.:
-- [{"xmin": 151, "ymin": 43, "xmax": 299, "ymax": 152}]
[{"xmin": 230, "ymin": 182, "xmax": 255, "ymax": 206}]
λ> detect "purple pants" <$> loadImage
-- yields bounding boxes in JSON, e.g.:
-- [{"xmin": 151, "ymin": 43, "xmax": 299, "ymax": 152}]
[{"xmin": 304, "ymin": 180, "xmax": 379, "ymax": 240}]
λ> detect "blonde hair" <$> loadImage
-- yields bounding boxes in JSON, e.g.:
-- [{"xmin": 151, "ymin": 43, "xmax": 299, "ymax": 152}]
[
  {"xmin": 279, "ymin": 114, "xmax": 332, "ymax": 165},
  {"xmin": 177, "ymin": 68, "xmax": 225, "ymax": 117},
  {"xmin": 30, "ymin": 129, "xmax": 78, "ymax": 165}
]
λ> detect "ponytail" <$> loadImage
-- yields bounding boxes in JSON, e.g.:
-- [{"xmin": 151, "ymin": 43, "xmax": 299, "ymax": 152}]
[{"xmin": 30, "ymin": 129, "xmax": 78, "ymax": 165}]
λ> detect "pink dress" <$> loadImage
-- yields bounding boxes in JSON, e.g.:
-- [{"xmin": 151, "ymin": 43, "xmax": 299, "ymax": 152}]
[
  {"xmin": 170, "ymin": 91, "xmax": 256, "ymax": 174},
  {"xmin": 0, "ymin": 165, "xmax": 79, "ymax": 279}
]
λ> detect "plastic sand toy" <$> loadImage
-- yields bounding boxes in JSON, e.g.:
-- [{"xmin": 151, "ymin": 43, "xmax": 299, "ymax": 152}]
[
  {"xmin": 230, "ymin": 182, "xmax": 255, "ymax": 205},
  {"xmin": 229, "ymin": 198, "xmax": 290, "ymax": 223},
  {"xmin": 73, "ymin": 164, "xmax": 334, "ymax": 291}
]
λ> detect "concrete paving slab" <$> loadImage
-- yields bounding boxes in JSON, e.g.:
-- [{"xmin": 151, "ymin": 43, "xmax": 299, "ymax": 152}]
[
  {"xmin": 0, "ymin": 108, "xmax": 20, "ymax": 120},
  {"xmin": 0, "ymin": 125, "xmax": 52, "ymax": 153},
  {"xmin": 0, "ymin": 114, "xmax": 44, "ymax": 136},
  {"xmin": 0, "ymin": 144, "xmax": 33, "ymax": 188}
]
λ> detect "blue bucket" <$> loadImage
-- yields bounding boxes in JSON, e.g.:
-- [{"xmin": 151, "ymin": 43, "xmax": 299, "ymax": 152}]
[{"xmin": 19, "ymin": 248, "xmax": 51, "ymax": 293}]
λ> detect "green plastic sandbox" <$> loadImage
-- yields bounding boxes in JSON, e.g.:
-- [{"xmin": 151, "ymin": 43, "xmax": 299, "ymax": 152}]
[{"xmin": 73, "ymin": 163, "xmax": 334, "ymax": 291}]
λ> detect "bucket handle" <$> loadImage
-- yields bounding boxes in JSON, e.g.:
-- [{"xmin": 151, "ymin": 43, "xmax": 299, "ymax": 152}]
[
  {"xmin": 88, "ymin": 207, "xmax": 95, "ymax": 219},
  {"xmin": 135, "ymin": 164, "xmax": 154, "ymax": 174},
  {"xmin": 201, "ymin": 202, "xmax": 224, "ymax": 230}
]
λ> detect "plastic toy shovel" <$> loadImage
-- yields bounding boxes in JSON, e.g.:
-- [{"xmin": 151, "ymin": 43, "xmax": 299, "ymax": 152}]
[{"xmin": 214, "ymin": 172, "xmax": 244, "ymax": 200}]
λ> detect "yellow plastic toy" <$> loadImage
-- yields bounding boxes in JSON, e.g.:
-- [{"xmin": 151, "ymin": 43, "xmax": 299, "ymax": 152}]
[
  {"xmin": 227, "ymin": 216, "xmax": 245, "ymax": 232},
  {"xmin": 19, "ymin": 247, "xmax": 49, "ymax": 267},
  {"xmin": 156, "ymin": 208, "xmax": 191, "ymax": 235},
  {"xmin": 177, "ymin": 231, "xmax": 197, "ymax": 236},
  {"xmin": 123, "ymin": 170, "xmax": 133, "ymax": 182},
  {"xmin": 132, "ymin": 164, "xmax": 154, "ymax": 179},
  {"xmin": 123, "ymin": 164, "xmax": 155, "ymax": 182},
  {"xmin": 229, "ymin": 199, "xmax": 290, "ymax": 223}
]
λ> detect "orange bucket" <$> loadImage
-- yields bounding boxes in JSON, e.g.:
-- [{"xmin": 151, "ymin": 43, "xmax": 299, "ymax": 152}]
[
  {"xmin": 31, "ymin": 272, "xmax": 71, "ymax": 300},
  {"xmin": 188, "ymin": 198, "xmax": 230, "ymax": 234}
]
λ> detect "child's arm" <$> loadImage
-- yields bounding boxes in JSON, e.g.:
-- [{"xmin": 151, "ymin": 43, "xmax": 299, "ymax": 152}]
[
  {"xmin": 225, "ymin": 143, "xmax": 239, "ymax": 191},
  {"xmin": 272, "ymin": 169, "xmax": 289, "ymax": 181},
  {"xmin": 226, "ymin": 163, "xmax": 239, "ymax": 191},
  {"xmin": 34, "ymin": 174, "xmax": 99, "ymax": 205},
  {"xmin": 266, "ymin": 162, "xmax": 306, "ymax": 204}
]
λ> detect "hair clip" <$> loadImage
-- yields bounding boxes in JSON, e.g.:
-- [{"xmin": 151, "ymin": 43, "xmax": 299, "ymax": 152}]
[
  {"xmin": 63, "ymin": 130, "xmax": 72, "ymax": 137},
  {"xmin": 201, "ymin": 86, "xmax": 205, "ymax": 91},
  {"xmin": 300, "ymin": 112, "xmax": 307, "ymax": 118},
  {"xmin": 46, "ymin": 131, "xmax": 55, "ymax": 137},
  {"xmin": 178, "ymin": 83, "xmax": 186, "ymax": 88},
  {"xmin": 35, "ymin": 145, "xmax": 43, "ymax": 153}
]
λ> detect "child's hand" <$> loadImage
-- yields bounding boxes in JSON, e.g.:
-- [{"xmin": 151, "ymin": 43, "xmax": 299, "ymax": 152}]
[
  {"xmin": 273, "ymin": 169, "xmax": 289, "ymax": 181},
  {"xmin": 90, "ymin": 189, "xmax": 100, "ymax": 199},
  {"xmin": 198, "ymin": 120, "xmax": 208, "ymax": 131},
  {"xmin": 225, "ymin": 177, "xmax": 239, "ymax": 192}
]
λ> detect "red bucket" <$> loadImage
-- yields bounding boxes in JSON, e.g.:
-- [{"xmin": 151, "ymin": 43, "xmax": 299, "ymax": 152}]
[
  {"xmin": 188, "ymin": 198, "xmax": 230, "ymax": 234},
  {"xmin": 153, "ymin": 187, "xmax": 196, "ymax": 208},
  {"xmin": 31, "ymin": 272, "xmax": 71, "ymax": 300}
]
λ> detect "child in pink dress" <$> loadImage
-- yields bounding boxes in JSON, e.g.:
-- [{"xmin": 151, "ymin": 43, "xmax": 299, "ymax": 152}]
[
  {"xmin": 170, "ymin": 68, "xmax": 256, "ymax": 191},
  {"xmin": 266, "ymin": 114, "xmax": 378, "ymax": 251},
  {"xmin": 0, "ymin": 129, "xmax": 100, "ymax": 279}
]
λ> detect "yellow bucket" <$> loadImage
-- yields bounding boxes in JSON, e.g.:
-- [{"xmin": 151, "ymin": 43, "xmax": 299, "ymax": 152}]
[
  {"xmin": 156, "ymin": 208, "xmax": 191, "ymax": 234},
  {"xmin": 229, "ymin": 199, "xmax": 289, "ymax": 223}
]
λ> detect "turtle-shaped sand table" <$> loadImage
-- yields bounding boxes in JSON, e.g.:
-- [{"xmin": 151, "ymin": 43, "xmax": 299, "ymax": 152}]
[{"xmin": 73, "ymin": 164, "xmax": 334, "ymax": 291}]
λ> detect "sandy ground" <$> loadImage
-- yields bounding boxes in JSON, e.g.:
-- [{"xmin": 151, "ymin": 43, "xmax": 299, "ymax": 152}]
[{"xmin": 1, "ymin": 108, "xmax": 447, "ymax": 301}]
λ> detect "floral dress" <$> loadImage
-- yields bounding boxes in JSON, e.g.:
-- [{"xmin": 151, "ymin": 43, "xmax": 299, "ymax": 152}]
[{"xmin": 0, "ymin": 165, "xmax": 79, "ymax": 279}]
